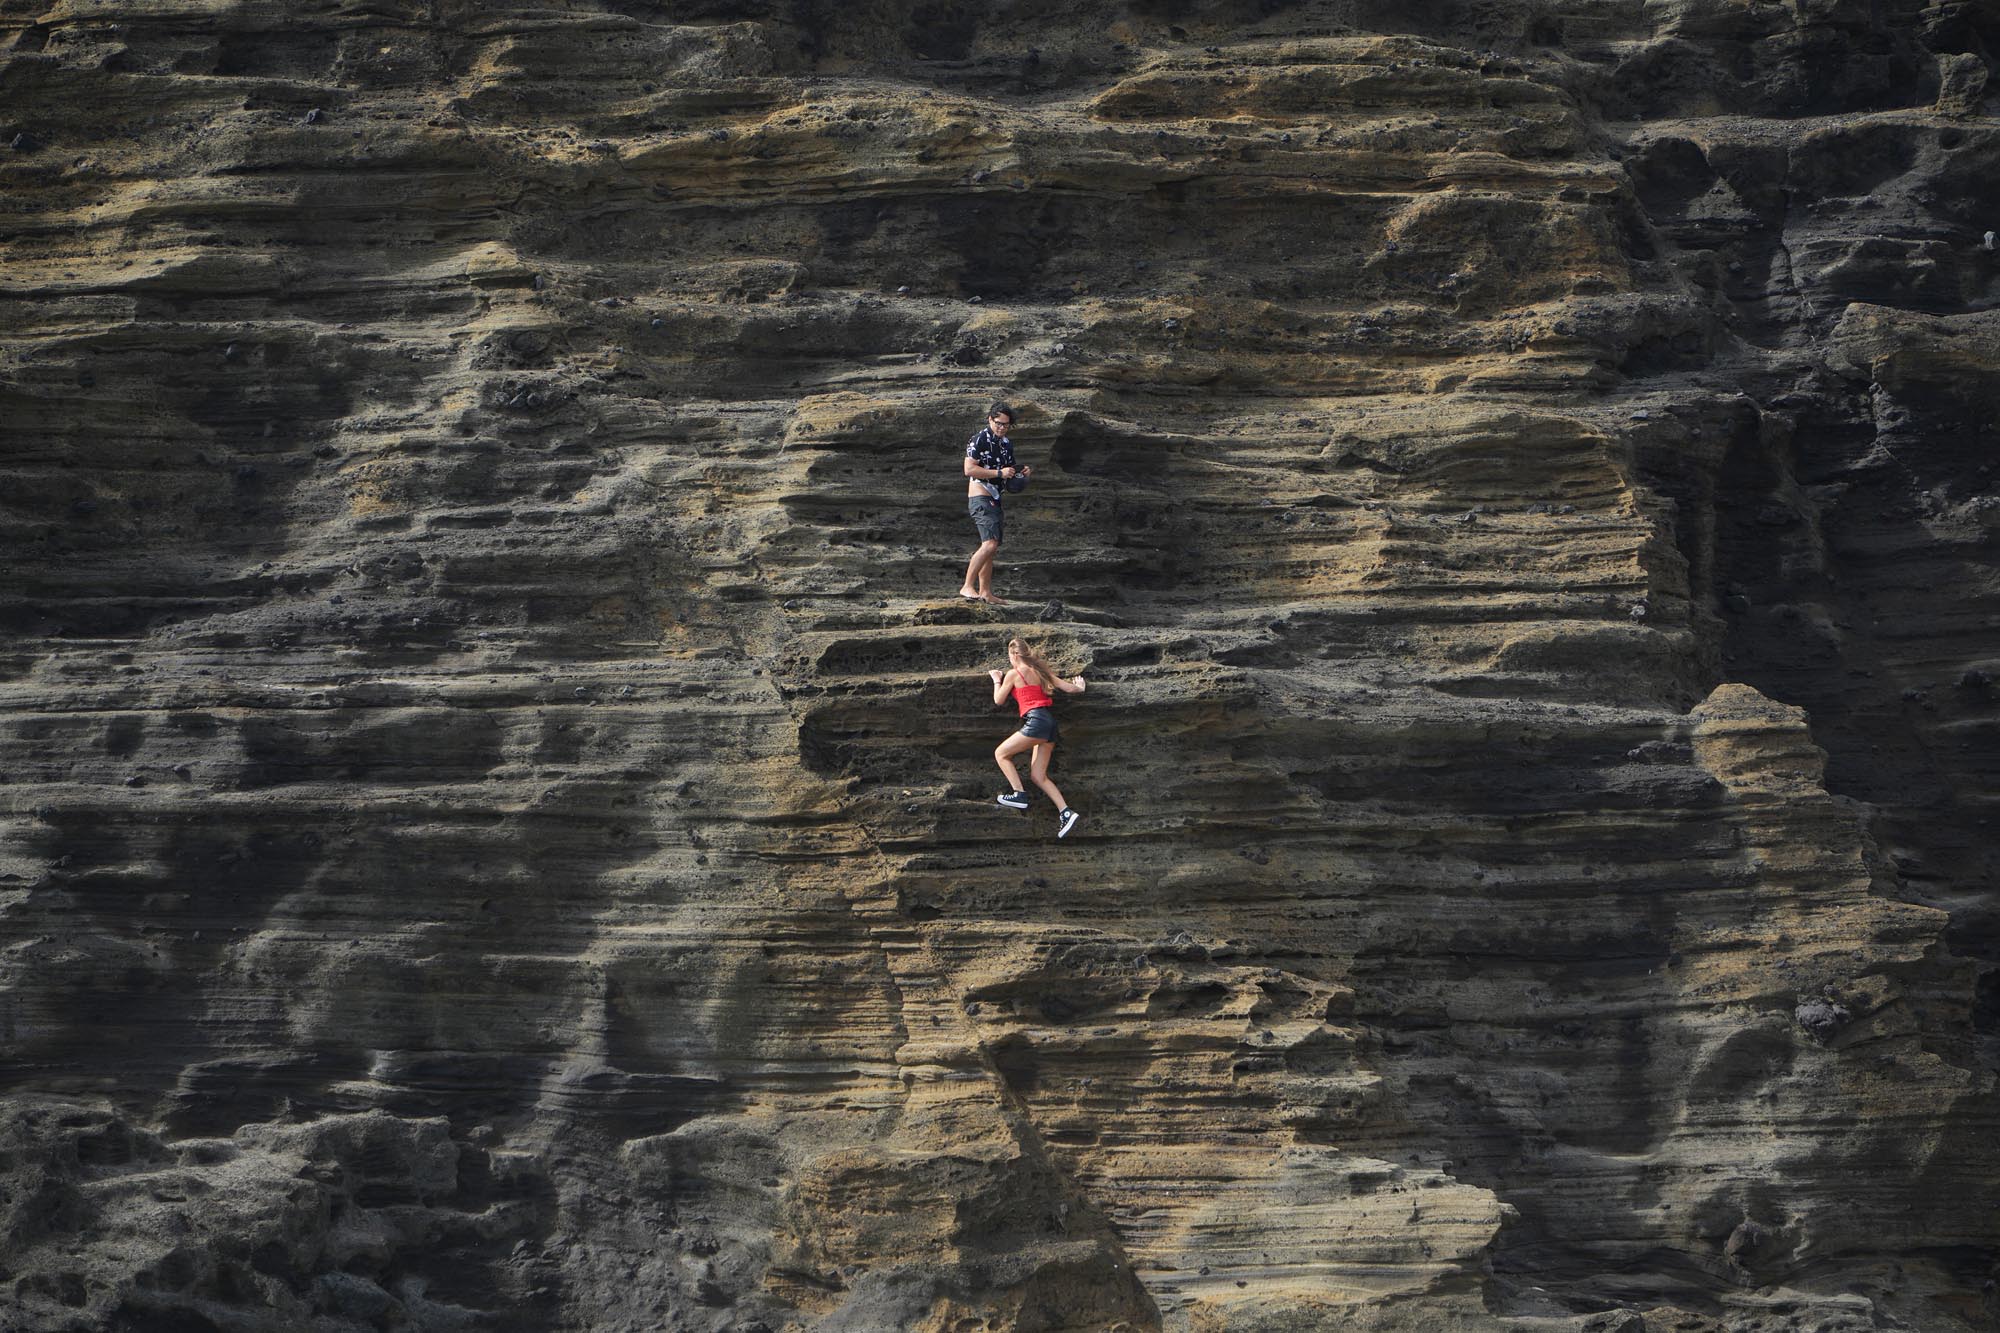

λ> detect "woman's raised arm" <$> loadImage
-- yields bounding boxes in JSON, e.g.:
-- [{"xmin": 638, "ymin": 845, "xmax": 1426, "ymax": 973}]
[{"xmin": 990, "ymin": 668, "xmax": 1016, "ymax": 706}]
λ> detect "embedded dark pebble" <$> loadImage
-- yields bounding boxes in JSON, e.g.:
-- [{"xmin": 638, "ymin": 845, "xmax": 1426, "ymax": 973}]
[
  {"xmin": 1724, "ymin": 1220, "xmax": 1770, "ymax": 1265},
  {"xmin": 1795, "ymin": 999, "xmax": 1852, "ymax": 1042}
]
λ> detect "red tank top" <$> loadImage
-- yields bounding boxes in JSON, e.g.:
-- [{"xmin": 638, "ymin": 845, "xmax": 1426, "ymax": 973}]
[{"xmin": 1014, "ymin": 676, "xmax": 1054, "ymax": 715}]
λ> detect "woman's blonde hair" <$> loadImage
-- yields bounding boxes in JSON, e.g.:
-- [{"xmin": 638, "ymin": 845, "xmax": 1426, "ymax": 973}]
[{"xmin": 1008, "ymin": 637, "xmax": 1061, "ymax": 691}]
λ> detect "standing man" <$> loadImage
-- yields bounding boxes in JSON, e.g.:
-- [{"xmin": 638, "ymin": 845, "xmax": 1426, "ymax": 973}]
[{"xmin": 960, "ymin": 402, "xmax": 1031, "ymax": 604}]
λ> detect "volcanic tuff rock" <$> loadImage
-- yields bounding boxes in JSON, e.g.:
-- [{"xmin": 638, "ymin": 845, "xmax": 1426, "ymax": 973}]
[{"xmin": 3, "ymin": 1, "xmax": 1998, "ymax": 1330}]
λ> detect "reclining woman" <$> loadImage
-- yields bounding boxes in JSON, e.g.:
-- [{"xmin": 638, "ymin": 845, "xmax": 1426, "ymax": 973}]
[{"xmin": 987, "ymin": 637, "xmax": 1085, "ymax": 839}]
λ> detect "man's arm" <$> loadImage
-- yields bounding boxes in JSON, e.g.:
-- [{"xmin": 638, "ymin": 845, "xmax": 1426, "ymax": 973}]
[{"xmin": 964, "ymin": 439, "xmax": 1014, "ymax": 480}]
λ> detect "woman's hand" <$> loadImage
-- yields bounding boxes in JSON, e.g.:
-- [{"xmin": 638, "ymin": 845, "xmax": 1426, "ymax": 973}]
[
  {"xmin": 989, "ymin": 669, "xmax": 1004, "ymax": 683},
  {"xmin": 1072, "ymin": 675, "xmax": 1086, "ymax": 693}
]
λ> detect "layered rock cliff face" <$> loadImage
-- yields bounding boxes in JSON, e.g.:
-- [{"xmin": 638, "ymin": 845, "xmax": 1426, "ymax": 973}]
[{"xmin": 3, "ymin": 2, "xmax": 1998, "ymax": 1330}]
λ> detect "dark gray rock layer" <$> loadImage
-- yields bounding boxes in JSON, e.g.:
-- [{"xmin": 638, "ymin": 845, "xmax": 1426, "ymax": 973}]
[{"xmin": 2, "ymin": 2, "xmax": 1997, "ymax": 1330}]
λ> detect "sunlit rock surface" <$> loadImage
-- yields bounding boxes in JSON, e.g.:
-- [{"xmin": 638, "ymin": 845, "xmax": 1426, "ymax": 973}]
[{"xmin": 2, "ymin": 2, "xmax": 1997, "ymax": 1330}]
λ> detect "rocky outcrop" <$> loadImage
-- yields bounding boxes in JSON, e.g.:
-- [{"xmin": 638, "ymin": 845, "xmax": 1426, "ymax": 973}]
[{"xmin": 2, "ymin": 2, "xmax": 1997, "ymax": 1330}]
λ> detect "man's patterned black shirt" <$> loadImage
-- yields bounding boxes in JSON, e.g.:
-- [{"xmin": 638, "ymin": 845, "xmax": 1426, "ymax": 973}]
[{"xmin": 965, "ymin": 427, "xmax": 1016, "ymax": 500}]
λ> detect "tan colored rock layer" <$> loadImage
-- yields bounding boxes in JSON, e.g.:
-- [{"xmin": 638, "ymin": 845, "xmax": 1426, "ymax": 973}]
[{"xmin": 1, "ymin": 3, "xmax": 1997, "ymax": 1331}]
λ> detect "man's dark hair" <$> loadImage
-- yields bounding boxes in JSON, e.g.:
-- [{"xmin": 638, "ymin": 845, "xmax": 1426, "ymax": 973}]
[{"xmin": 988, "ymin": 403, "xmax": 1015, "ymax": 424}]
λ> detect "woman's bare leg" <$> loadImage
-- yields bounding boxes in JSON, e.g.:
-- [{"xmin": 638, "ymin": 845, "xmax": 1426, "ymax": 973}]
[
  {"xmin": 994, "ymin": 730, "xmax": 1036, "ymax": 791},
  {"xmin": 1029, "ymin": 742, "xmax": 1066, "ymax": 811}
]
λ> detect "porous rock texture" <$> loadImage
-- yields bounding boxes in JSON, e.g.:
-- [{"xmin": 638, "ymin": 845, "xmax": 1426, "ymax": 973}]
[{"xmin": 2, "ymin": 2, "xmax": 1998, "ymax": 1330}]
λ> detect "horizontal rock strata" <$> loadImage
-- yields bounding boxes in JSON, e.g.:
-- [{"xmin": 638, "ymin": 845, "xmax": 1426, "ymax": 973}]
[{"xmin": 2, "ymin": 2, "xmax": 1997, "ymax": 1331}]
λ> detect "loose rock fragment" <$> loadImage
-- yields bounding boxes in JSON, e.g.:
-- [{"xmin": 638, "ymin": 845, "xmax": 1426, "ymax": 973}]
[{"xmin": 1795, "ymin": 999, "xmax": 1851, "ymax": 1042}]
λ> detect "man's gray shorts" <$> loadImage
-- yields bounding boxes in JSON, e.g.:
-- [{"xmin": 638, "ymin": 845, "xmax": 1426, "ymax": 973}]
[{"xmin": 969, "ymin": 495, "xmax": 1003, "ymax": 544}]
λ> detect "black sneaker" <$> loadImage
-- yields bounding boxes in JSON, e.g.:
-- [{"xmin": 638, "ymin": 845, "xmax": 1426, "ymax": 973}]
[
  {"xmin": 997, "ymin": 791, "xmax": 1030, "ymax": 810},
  {"xmin": 1056, "ymin": 808, "xmax": 1081, "ymax": 838}
]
